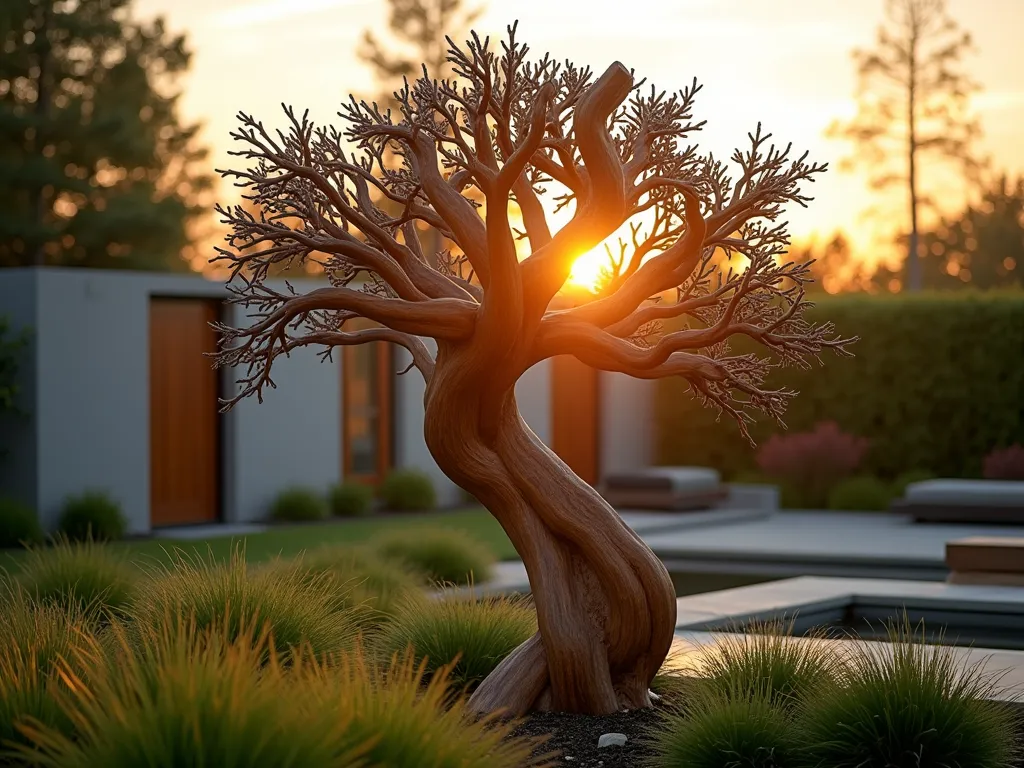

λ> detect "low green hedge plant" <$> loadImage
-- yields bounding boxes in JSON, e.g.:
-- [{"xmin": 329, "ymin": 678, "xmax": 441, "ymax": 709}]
[
  {"xmin": 328, "ymin": 481, "xmax": 374, "ymax": 517},
  {"xmin": 373, "ymin": 528, "xmax": 496, "ymax": 585},
  {"xmin": 827, "ymin": 475, "xmax": 894, "ymax": 511},
  {"xmin": 377, "ymin": 592, "xmax": 536, "ymax": 689},
  {"xmin": 892, "ymin": 468, "xmax": 936, "ymax": 496},
  {"xmin": 379, "ymin": 469, "xmax": 437, "ymax": 512},
  {"xmin": 269, "ymin": 487, "xmax": 327, "ymax": 522},
  {"xmin": 0, "ymin": 498, "xmax": 43, "ymax": 549},
  {"xmin": 58, "ymin": 491, "xmax": 126, "ymax": 542}
]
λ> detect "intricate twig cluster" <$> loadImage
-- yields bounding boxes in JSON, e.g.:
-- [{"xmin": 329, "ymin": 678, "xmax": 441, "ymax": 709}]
[{"xmin": 212, "ymin": 24, "xmax": 853, "ymax": 438}]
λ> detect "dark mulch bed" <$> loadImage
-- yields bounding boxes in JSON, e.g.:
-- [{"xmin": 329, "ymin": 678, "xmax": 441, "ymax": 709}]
[{"xmin": 510, "ymin": 707, "xmax": 662, "ymax": 767}]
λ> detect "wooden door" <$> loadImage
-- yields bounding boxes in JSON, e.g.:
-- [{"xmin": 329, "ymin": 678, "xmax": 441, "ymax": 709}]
[
  {"xmin": 342, "ymin": 321, "xmax": 393, "ymax": 485},
  {"xmin": 149, "ymin": 298, "xmax": 221, "ymax": 527},
  {"xmin": 551, "ymin": 355, "xmax": 601, "ymax": 486}
]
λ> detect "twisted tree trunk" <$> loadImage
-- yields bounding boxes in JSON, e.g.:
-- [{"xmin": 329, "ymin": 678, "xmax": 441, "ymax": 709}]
[{"xmin": 423, "ymin": 344, "xmax": 677, "ymax": 716}]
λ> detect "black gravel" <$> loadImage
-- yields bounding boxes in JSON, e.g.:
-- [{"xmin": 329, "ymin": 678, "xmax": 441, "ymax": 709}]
[{"xmin": 509, "ymin": 707, "xmax": 662, "ymax": 767}]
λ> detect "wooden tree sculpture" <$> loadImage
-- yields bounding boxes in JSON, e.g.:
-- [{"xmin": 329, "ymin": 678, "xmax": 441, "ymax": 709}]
[{"xmin": 214, "ymin": 27, "xmax": 852, "ymax": 716}]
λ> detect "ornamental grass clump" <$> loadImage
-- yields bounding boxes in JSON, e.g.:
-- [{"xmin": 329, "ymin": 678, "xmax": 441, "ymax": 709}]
[
  {"xmin": 128, "ymin": 548, "xmax": 365, "ymax": 659},
  {"xmin": 306, "ymin": 649, "xmax": 550, "ymax": 768},
  {"xmin": 697, "ymin": 621, "xmax": 842, "ymax": 712},
  {"xmin": 373, "ymin": 528, "xmax": 496, "ymax": 586},
  {"xmin": 0, "ymin": 583, "xmax": 99, "ymax": 751},
  {"xmin": 795, "ymin": 617, "xmax": 1021, "ymax": 768},
  {"xmin": 15, "ymin": 536, "xmax": 138, "ymax": 619},
  {"xmin": 13, "ymin": 622, "xmax": 371, "ymax": 768},
  {"xmin": 377, "ymin": 592, "xmax": 537, "ymax": 690},
  {"xmin": 296, "ymin": 545, "xmax": 426, "ymax": 619},
  {"xmin": 649, "ymin": 684, "xmax": 798, "ymax": 768}
]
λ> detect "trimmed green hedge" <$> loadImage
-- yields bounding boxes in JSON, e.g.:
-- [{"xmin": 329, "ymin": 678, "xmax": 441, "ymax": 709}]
[{"xmin": 656, "ymin": 293, "xmax": 1024, "ymax": 480}]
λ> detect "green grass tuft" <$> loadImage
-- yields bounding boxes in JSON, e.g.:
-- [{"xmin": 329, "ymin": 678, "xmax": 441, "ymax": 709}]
[
  {"xmin": 377, "ymin": 592, "xmax": 537, "ymax": 690},
  {"xmin": 649, "ymin": 685, "xmax": 798, "ymax": 768},
  {"xmin": 15, "ymin": 537, "xmax": 138, "ymax": 618},
  {"xmin": 795, "ymin": 617, "xmax": 1021, "ymax": 768},
  {"xmin": 372, "ymin": 527, "xmax": 496, "ymax": 585},
  {"xmin": 697, "ymin": 621, "xmax": 842, "ymax": 711},
  {"xmin": 13, "ymin": 622, "xmax": 371, "ymax": 768},
  {"xmin": 308, "ymin": 649, "xmax": 551, "ymax": 768},
  {"xmin": 13, "ymin": 620, "xmax": 548, "ymax": 768},
  {"xmin": 0, "ymin": 583, "xmax": 99, "ymax": 751},
  {"xmin": 296, "ymin": 545, "xmax": 426, "ymax": 618},
  {"xmin": 128, "ymin": 547, "xmax": 366, "ymax": 658}
]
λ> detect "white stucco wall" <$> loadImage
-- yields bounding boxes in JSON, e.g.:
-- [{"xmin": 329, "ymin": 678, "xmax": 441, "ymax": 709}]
[
  {"xmin": 0, "ymin": 268, "xmax": 342, "ymax": 533},
  {"xmin": 599, "ymin": 372, "xmax": 656, "ymax": 478},
  {"xmin": 0, "ymin": 267, "xmax": 661, "ymax": 531},
  {"xmin": 223, "ymin": 299, "xmax": 342, "ymax": 523}
]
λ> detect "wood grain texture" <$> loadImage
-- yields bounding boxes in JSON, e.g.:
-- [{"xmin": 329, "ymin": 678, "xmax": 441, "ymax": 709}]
[{"xmin": 149, "ymin": 298, "xmax": 220, "ymax": 527}]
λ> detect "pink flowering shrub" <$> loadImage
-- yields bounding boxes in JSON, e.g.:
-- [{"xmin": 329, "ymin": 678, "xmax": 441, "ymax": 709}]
[
  {"xmin": 982, "ymin": 444, "xmax": 1024, "ymax": 481},
  {"xmin": 756, "ymin": 421, "xmax": 870, "ymax": 508}
]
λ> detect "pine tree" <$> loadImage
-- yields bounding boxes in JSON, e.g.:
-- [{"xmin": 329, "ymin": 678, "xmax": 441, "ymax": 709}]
[
  {"xmin": 359, "ymin": 0, "xmax": 482, "ymax": 108},
  {"xmin": 358, "ymin": 0, "xmax": 483, "ymax": 269},
  {"xmin": 0, "ymin": 0, "xmax": 212, "ymax": 270},
  {"xmin": 828, "ymin": 0, "xmax": 983, "ymax": 291}
]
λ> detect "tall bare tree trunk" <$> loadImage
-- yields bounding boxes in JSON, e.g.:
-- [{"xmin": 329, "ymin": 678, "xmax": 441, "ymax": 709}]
[
  {"xmin": 31, "ymin": 1, "xmax": 51, "ymax": 267},
  {"xmin": 906, "ymin": 25, "xmax": 921, "ymax": 292},
  {"xmin": 423, "ymin": 344, "xmax": 678, "ymax": 716}
]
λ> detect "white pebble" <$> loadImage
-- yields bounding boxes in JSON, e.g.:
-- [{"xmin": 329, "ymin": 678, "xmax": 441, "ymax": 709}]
[{"xmin": 597, "ymin": 733, "xmax": 628, "ymax": 748}]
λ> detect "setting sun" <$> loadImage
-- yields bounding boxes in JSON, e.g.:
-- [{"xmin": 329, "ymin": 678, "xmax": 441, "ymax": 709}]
[{"xmin": 566, "ymin": 247, "xmax": 612, "ymax": 293}]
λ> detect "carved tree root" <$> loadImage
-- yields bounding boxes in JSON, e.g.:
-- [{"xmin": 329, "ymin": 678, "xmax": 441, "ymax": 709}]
[{"xmin": 426, "ymin": 383, "xmax": 677, "ymax": 716}]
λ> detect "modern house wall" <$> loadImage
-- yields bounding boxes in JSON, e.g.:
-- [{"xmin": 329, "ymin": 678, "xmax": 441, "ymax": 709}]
[{"xmin": 0, "ymin": 267, "xmax": 655, "ymax": 534}]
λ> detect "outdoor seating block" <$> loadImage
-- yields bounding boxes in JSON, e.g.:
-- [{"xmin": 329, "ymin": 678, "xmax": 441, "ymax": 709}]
[
  {"xmin": 601, "ymin": 466, "xmax": 727, "ymax": 511},
  {"xmin": 945, "ymin": 536, "xmax": 1024, "ymax": 575},
  {"xmin": 893, "ymin": 479, "xmax": 1024, "ymax": 524}
]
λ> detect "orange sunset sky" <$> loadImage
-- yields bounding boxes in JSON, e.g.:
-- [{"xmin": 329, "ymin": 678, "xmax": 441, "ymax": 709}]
[{"xmin": 136, "ymin": 0, "xmax": 1024, "ymax": 272}]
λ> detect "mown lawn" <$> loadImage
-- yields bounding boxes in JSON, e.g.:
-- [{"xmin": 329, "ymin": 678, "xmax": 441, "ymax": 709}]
[{"xmin": 1, "ymin": 508, "xmax": 517, "ymax": 569}]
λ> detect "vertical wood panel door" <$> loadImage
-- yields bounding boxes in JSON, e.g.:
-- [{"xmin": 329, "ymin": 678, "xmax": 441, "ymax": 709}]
[
  {"xmin": 342, "ymin": 319, "xmax": 393, "ymax": 486},
  {"xmin": 551, "ymin": 355, "xmax": 601, "ymax": 486},
  {"xmin": 149, "ymin": 298, "xmax": 220, "ymax": 527}
]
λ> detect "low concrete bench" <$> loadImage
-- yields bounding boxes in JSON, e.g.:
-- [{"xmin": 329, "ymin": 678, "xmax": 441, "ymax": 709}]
[
  {"xmin": 946, "ymin": 536, "xmax": 1024, "ymax": 586},
  {"xmin": 601, "ymin": 466, "xmax": 728, "ymax": 511},
  {"xmin": 892, "ymin": 479, "xmax": 1024, "ymax": 525}
]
